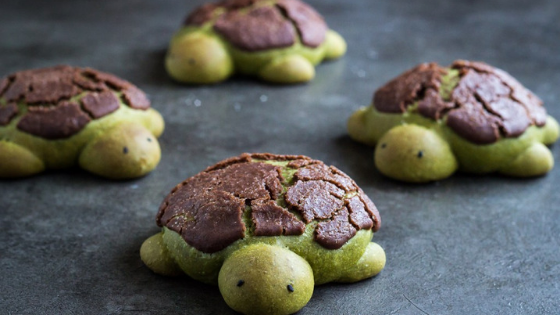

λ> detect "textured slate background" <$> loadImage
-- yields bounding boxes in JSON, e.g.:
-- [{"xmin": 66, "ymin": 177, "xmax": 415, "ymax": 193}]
[{"xmin": 1, "ymin": 0, "xmax": 560, "ymax": 314}]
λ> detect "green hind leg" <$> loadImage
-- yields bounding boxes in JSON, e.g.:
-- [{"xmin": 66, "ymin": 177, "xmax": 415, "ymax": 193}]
[{"xmin": 0, "ymin": 141, "xmax": 45, "ymax": 178}]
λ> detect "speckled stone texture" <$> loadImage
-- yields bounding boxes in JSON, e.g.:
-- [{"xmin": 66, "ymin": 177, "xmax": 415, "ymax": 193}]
[{"xmin": 1, "ymin": 0, "xmax": 560, "ymax": 314}]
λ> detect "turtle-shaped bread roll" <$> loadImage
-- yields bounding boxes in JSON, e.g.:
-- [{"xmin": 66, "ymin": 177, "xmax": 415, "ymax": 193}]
[
  {"xmin": 141, "ymin": 153, "xmax": 385, "ymax": 315},
  {"xmin": 0, "ymin": 65, "xmax": 164, "ymax": 179},
  {"xmin": 348, "ymin": 60, "xmax": 559, "ymax": 183},
  {"xmin": 166, "ymin": 0, "xmax": 347, "ymax": 84}
]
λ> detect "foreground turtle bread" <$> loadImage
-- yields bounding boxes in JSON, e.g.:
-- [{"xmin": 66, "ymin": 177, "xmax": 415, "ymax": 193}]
[
  {"xmin": 166, "ymin": 0, "xmax": 347, "ymax": 84},
  {"xmin": 0, "ymin": 65, "xmax": 164, "ymax": 179},
  {"xmin": 348, "ymin": 60, "xmax": 559, "ymax": 183},
  {"xmin": 141, "ymin": 153, "xmax": 385, "ymax": 315}
]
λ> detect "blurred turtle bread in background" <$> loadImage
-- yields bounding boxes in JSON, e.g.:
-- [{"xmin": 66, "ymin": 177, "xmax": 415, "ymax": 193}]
[
  {"xmin": 348, "ymin": 60, "xmax": 559, "ymax": 183},
  {"xmin": 166, "ymin": 0, "xmax": 347, "ymax": 84},
  {"xmin": 0, "ymin": 65, "xmax": 164, "ymax": 179},
  {"xmin": 141, "ymin": 153, "xmax": 385, "ymax": 315}
]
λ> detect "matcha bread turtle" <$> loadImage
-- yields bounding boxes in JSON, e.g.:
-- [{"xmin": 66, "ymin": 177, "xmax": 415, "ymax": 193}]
[
  {"xmin": 141, "ymin": 153, "xmax": 385, "ymax": 315},
  {"xmin": 166, "ymin": 0, "xmax": 347, "ymax": 84},
  {"xmin": 0, "ymin": 65, "xmax": 164, "ymax": 179},
  {"xmin": 348, "ymin": 60, "xmax": 559, "ymax": 183}
]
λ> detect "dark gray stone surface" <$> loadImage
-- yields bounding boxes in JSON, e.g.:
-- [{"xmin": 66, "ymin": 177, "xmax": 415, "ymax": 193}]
[{"xmin": 1, "ymin": 0, "xmax": 560, "ymax": 314}]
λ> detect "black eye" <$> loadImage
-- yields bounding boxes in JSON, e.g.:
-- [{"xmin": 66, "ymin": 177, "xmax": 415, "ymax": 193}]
[
  {"xmin": 147, "ymin": 138, "xmax": 152, "ymax": 142},
  {"xmin": 237, "ymin": 280, "xmax": 245, "ymax": 287},
  {"xmin": 381, "ymin": 143, "xmax": 387, "ymax": 149},
  {"xmin": 287, "ymin": 284, "xmax": 294, "ymax": 292},
  {"xmin": 189, "ymin": 58, "xmax": 196, "ymax": 65},
  {"xmin": 123, "ymin": 147, "xmax": 129, "ymax": 154},
  {"xmin": 417, "ymin": 151, "xmax": 423, "ymax": 158}
]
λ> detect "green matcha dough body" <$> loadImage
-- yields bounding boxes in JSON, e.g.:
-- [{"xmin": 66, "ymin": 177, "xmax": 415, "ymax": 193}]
[
  {"xmin": 0, "ymin": 66, "xmax": 164, "ymax": 179},
  {"xmin": 166, "ymin": 0, "xmax": 347, "ymax": 84},
  {"xmin": 142, "ymin": 228, "xmax": 384, "ymax": 315},
  {"xmin": 143, "ymin": 225, "xmax": 382, "ymax": 285},
  {"xmin": 348, "ymin": 61, "xmax": 559, "ymax": 183},
  {"xmin": 141, "ymin": 153, "xmax": 385, "ymax": 315},
  {"xmin": 1, "ymin": 106, "xmax": 164, "ymax": 179}
]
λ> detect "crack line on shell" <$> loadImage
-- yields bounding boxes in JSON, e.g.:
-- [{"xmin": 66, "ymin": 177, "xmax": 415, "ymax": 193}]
[{"xmin": 275, "ymin": 3, "xmax": 303, "ymax": 45}]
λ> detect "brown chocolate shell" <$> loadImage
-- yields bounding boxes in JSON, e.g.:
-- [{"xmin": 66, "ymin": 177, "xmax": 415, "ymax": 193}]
[
  {"xmin": 373, "ymin": 60, "xmax": 546, "ymax": 144},
  {"xmin": 184, "ymin": 0, "xmax": 328, "ymax": 52},
  {"xmin": 156, "ymin": 153, "xmax": 381, "ymax": 253},
  {"xmin": 0, "ymin": 66, "xmax": 151, "ymax": 139}
]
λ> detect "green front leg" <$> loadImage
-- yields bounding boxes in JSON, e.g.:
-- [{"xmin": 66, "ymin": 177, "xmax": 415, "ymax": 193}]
[
  {"xmin": 323, "ymin": 30, "xmax": 347, "ymax": 60},
  {"xmin": 140, "ymin": 232, "xmax": 183, "ymax": 276},
  {"xmin": 166, "ymin": 30, "xmax": 234, "ymax": 84},
  {"xmin": 542, "ymin": 116, "xmax": 560, "ymax": 145},
  {"xmin": 499, "ymin": 142, "xmax": 554, "ymax": 177},
  {"xmin": 337, "ymin": 242, "xmax": 386, "ymax": 283},
  {"xmin": 499, "ymin": 115, "xmax": 558, "ymax": 177},
  {"xmin": 0, "ymin": 141, "xmax": 45, "ymax": 178}
]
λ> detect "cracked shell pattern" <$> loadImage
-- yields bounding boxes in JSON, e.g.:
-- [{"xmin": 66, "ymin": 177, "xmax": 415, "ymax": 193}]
[
  {"xmin": 0, "ymin": 65, "xmax": 151, "ymax": 139},
  {"xmin": 184, "ymin": 0, "xmax": 327, "ymax": 51},
  {"xmin": 373, "ymin": 60, "xmax": 547, "ymax": 144},
  {"xmin": 156, "ymin": 153, "xmax": 380, "ymax": 253}
]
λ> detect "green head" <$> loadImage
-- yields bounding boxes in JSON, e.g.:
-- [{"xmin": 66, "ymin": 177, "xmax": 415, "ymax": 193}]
[
  {"xmin": 375, "ymin": 124, "xmax": 458, "ymax": 183},
  {"xmin": 218, "ymin": 244, "xmax": 314, "ymax": 315}
]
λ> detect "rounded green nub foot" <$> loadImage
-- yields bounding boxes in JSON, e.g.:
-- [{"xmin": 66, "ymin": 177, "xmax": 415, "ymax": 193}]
[
  {"xmin": 140, "ymin": 233, "xmax": 183, "ymax": 276},
  {"xmin": 375, "ymin": 125, "xmax": 458, "ymax": 183},
  {"xmin": 218, "ymin": 244, "xmax": 314, "ymax": 315},
  {"xmin": 347, "ymin": 107, "xmax": 376, "ymax": 146},
  {"xmin": 0, "ymin": 141, "xmax": 45, "ymax": 178},
  {"xmin": 259, "ymin": 55, "xmax": 315, "ymax": 84},
  {"xmin": 79, "ymin": 122, "xmax": 161, "ymax": 179},
  {"xmin": 542, "ymin": 115, "xmax": 560, "ymax": 145},
  {"xmin": 500, "ymin": 142, "xmax": 554, "ymax": 177},
  {"xmin": 337, "ymin": 242, "xmax": 386, "ymax": 283},
  {"xmin": 324, "ymin": 30, "xmax": 347, "ymax": 60},
  {"xmin": 144, "ymin": 108, "xmax": 165, "ymax": 139},
  {"xmin": 166, "ymin": 32, "xmax": 234, "ymax": 84}
]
